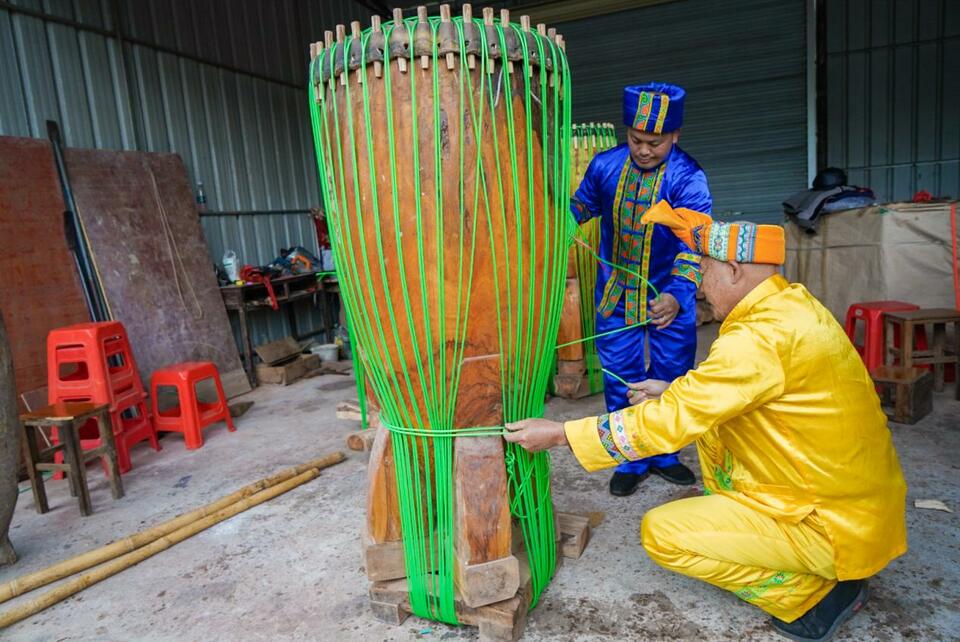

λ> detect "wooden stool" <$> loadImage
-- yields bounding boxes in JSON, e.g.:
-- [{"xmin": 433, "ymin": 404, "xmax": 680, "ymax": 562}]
[
  {"xmin": 884, "ymin": 308, "xmax": 960, "ymax": 398},
  {"xmin": 19, "ymin": 402, "xmax": 124, "ymax": 516},
  {"xmin": 871, "ymin": 366, "xmax": 934, "ymax": 425}
]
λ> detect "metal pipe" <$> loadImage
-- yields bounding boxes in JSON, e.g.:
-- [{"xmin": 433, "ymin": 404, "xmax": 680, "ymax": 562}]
[
  {"xmin": 198, "ymin": 209, "xmax": 315, "ymax": 217},
  {"xmin": 47, "ymin": 121, "xmax": 109, "ymax": 322}
]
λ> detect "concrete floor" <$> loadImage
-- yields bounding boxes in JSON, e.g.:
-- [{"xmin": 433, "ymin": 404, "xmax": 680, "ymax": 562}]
[{"xmin": 2, "ymin": 329, "xmax": 958, "ymax": 641}]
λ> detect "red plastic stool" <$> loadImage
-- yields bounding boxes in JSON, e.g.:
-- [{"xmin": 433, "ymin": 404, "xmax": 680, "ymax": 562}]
[
  {"xmin": 47, "ymin": 322, "xmax": 145, "ymax": 414},
  {"xmin": 47, "ymin": 321, "xmax": 159, "ymax": 476},
  {"xmin": 48, "ymin": 395, "xmax": 160, "ymax": 476},
  {"xmin": 844, "ymin": 301, "xmax": 928, "ymax": 371},
  {"xmin": 151, "ymin": 362, "xmax": 235, "ymax": 450}
]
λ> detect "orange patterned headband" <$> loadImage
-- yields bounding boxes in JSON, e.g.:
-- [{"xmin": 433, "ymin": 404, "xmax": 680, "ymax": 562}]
[{"xmin": 642, "ymin": 201, "xmax": 785, "ymax": 265}]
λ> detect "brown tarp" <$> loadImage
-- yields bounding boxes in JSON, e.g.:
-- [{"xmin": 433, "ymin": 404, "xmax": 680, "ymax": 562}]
[{"xmin": 784, "ymin": 202, "xmax": 958, "ymax": 321}]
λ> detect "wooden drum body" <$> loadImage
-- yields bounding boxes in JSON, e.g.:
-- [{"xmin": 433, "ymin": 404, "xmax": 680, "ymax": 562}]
[{"xmin": 309, "ymin": 5, "xmax": 570, "ymax": 625}]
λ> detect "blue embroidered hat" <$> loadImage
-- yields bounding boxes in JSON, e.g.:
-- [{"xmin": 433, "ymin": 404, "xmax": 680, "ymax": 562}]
[{"xmin": 623, "ymin": 83, "xmax": 685, "ymax": 134}]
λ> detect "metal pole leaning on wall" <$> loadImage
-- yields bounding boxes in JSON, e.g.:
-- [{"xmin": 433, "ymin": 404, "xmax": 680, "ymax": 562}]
[{"xmin": 47, "ymin": 120, "xmax": 109, "ymax": 322}]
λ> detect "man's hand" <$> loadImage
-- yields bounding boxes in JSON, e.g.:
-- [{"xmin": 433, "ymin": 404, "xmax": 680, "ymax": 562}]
[
  {"xmin": 648, "ymin": 293, "xmax": 680, "ymax": 329},
  {"xmin": 627, "ymin": 379, "xmax": 670, "ymax": 405},
  {"xmin": 504, "ymin": 418, "xmax": 567, "ymax": 453}
]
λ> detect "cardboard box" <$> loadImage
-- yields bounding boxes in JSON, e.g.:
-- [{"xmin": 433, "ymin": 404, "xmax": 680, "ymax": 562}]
[{"xmin": 256, "ymin": 353, "xmax": 320, "ymax": 385}]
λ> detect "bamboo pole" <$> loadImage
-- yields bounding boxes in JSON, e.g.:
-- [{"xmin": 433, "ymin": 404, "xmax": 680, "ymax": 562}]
[
  {"xmin": 0, "ymin": 452, "xmax": 345, "ymax": 605},
  {"xmin": 0, "ymin": 459, "xmax": 342, "ymax": 630}
]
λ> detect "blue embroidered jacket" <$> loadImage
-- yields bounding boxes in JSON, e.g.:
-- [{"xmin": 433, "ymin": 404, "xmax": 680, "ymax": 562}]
[{"xmin": 570, "ymin": 144, "xmax": 712, "ymax": 325}]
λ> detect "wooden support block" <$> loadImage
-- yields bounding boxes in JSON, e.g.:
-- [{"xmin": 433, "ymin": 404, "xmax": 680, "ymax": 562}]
[
  {"xmin": 365, "ymin": 424, "xmax": 405, "ymax": 581},
  {"xmin": 368, "ymin": 552, "xmax": 535, "ymax": 641},
  {"xmin": 363, "ymin": 531, "xmax": 407, "ymax": 582},
  {"xmin": 456, "ymin": 554, "xmax": 520, "ymax": 608},
  {"xmin": 556, "ymin": 511, "xmax": 591, "ymax": 559},
  {"xmin": 370, "ymin": 599, "xmax": 410, "ymax": 625},
  {"xmin": 453, "ymin": 436, "xmax": 518, "ymax": 607}
]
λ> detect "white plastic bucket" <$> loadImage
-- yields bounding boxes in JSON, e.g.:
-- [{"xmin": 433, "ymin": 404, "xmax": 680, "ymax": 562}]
[{"xmin": 311, "ymin": 343, "xmax": 339, "ymax": 363}]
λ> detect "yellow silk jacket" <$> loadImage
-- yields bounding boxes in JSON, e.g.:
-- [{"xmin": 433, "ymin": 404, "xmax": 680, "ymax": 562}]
[{"xmin": 565, "ymin": 274, "xmax": 907, "ymax": 579}]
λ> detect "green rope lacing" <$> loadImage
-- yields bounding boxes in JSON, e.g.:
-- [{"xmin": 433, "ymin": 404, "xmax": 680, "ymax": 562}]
[
  {"xmin": 308, "ymin": 13, "xmax": 568, "ymax": 625},
  {"xmin": 568, "ymin": 122, "xmax": 618, "ymax": 394}
]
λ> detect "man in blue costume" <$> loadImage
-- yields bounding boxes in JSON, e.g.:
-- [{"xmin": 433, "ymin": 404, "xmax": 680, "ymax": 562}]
[{"xmin": 570, "ymin": 82, "xmax": 711, "ymax": 496}]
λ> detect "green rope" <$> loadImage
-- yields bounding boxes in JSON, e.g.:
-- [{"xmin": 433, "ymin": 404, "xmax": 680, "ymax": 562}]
[
  {"xmin": 309, "ymin": 13, "xmax": 568, "ymax": 624},
  {"xmin": 567, "ymin": 122, "xmax": 618, "ymax": 393}
]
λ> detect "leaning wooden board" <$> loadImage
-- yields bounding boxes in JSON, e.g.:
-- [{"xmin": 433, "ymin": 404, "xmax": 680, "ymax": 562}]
[
  {"xmin": 0, "ymin": 136, "xmax": 90, "ymax": 399},
  {"xmin": 65, "ymin": 148, "xmax": 251, "ymax": 398}
]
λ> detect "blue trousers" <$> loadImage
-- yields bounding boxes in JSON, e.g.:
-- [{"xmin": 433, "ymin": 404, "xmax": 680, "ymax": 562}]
[{"xmin": 595, "ymin": 300, "xmax": 696, "ymax": 475}]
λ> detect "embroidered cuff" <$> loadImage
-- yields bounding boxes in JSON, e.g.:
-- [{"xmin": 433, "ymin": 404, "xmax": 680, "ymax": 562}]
[
  {"xmin": 570, "ymin": 197, "xmax": 589, "ymax": 223},
  {"xmin": 608, "ymin": 410, "xmax": 642, "ymax": 460},
  {"xmin": 671, "ymin": 262, "xmax": 702, "ymax": 286},
  {"xmin": 671, "ymin": 253, "xmax": 702, "ymax": 287},
  {"xmin": 564, "ymin": 415, "xmax": 622, "ymax": 472}
]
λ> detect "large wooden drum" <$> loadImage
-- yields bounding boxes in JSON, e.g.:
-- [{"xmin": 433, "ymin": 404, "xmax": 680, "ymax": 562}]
[{"xmin": 309, "ymin": 4, "xmax": 570, "ymax": 626}]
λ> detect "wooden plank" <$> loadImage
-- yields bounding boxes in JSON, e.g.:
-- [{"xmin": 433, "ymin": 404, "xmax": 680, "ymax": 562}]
[
  {"xmin": 65, "ymin": 148, "xmax": 251, "ymax": 398},
  {"xmin": 0, "ymin": 137, "xmax": 91, "ymax": 399},
  {"xmin": 20, "ymin": 401, "xmax": 108, "ymax": 424},
  {"xmin": 254, "ymin": 336, "xmax": 303, "ymax": 366}
]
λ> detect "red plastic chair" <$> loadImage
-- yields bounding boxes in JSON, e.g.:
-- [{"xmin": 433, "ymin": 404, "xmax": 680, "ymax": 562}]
[
  {"xmin": 151, "ymin": 362, "xmax": 236, "ymax": 450},
  {"xmin": 844, "ymin": 301, "xmax": 928, "ymax": 371}
]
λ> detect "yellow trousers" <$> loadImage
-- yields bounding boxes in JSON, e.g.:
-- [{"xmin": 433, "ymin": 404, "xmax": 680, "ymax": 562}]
[{"xmin": 641, "ymin": 493, "xmax": 837, "ymax": 622}]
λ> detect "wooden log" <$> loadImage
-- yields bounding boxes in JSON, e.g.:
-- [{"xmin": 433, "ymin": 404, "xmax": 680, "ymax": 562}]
[{"xmin": 346, "ymin": 430, "xmax": 377, "ymax": 452}]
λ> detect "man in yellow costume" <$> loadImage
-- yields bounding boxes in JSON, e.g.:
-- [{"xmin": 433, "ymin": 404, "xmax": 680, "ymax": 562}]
[{"xmin": 505, "ymin": 203, "xmax": 907, "ymax": 641}]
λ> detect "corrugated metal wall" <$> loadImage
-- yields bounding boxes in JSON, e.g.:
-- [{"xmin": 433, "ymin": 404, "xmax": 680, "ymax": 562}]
[
  {"xmin": 825, "ymin": 0, "xmax": 960, "ymax": 201},
  {"xmin": 559, "ymin": 0, "xmax": 808, "ymax": 222},
  {"xmin": 0, "ymin": 0, "xmax": 370, "ymax": 348}
]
